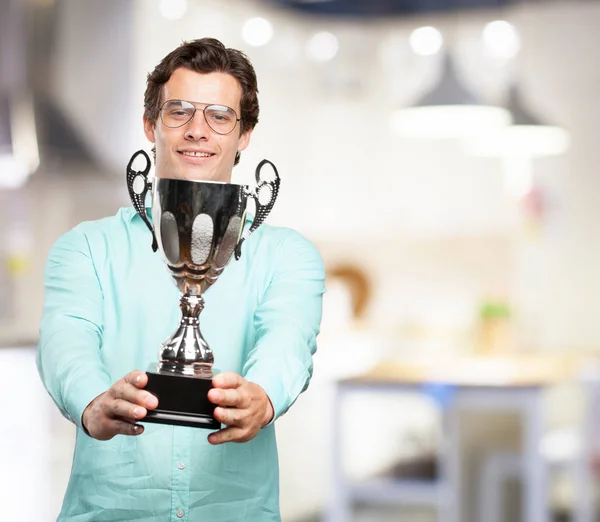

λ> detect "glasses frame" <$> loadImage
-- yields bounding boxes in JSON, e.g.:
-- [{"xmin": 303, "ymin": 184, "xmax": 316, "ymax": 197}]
[{"xmin": 159, "ymin": 99, "xmax": 242, "ymax": 135}]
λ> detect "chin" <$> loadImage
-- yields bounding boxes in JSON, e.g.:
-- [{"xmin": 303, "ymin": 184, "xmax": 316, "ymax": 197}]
[
  {"xmin": 158, "ymin": 170, "xmax": 210, "ymax": 182},
  {"xmin": 191, "ymin": 172, "xmax": 229, "ymax": 183}
]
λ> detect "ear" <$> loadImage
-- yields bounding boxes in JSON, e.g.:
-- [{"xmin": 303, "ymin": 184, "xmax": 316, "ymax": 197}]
[
  {"xmin": 143, "ymin": 116, "xmax": 156, "ymax": 143},
  {"xmin": 237, "ymin": 128, "xmax": 252, "ymax": 152}
]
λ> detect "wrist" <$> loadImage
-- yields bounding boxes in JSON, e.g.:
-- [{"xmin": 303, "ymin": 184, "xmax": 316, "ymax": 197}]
[
  {"xmin": 262, "ymin": 395, "xmax": 274, "ymax": 427},
  {"xmin": 81, "ymin": 410, "xmax": 92, "ymax": 436},
  {"xmin": 81, "ymin": 393, "xmax": 103, "ymax": 436}
]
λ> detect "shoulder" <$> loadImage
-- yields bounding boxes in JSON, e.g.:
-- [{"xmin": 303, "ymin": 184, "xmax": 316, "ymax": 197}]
[
  {"xmin": 73, "ymin": 207, "xmax": 136, "ymax": 235},
  {"xmin": 49, "ymin": 207, "xmax": 136, "ymax": 253},
  {"xmin": 251, "ymin": 223, "xmax": 324, "ymax": 270}
]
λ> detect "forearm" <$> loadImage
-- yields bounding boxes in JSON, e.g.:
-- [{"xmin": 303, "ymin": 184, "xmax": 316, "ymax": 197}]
[
  {"xmin": 244, "ymin": 326, "xmax": 318, "ymax": 421},
  {"xmin": 37, "ymin": 227, "xmax": 110, "ymax": 428},
  {"xmin": 37, "ymin": 326, "xmax": 112, "ymax": 428},
  {"xmin": 245, "ymin": 229, "xmax": 325, "ymax": 421}
]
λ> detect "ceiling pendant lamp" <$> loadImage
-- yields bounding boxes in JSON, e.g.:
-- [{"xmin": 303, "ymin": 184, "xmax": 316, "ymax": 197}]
[
  {"xmin": 465, "ymin": 84, "xmax": 570, "ymax": 198},
  {"xmin": 390, "ymin": 53, "xmax": 512, "ymax": 139},
  {"xmin": 465, "ymin": 84, "xmax": 570, "ymax": 158}
]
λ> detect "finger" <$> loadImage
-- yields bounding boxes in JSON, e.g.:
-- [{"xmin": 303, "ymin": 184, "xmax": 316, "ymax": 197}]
[
  {"xmin": 208, "ymin": 387, "xmax": 245, "ymax": 407},
  {"xmin": 110, "ymin": 398, "xmax": 147, "ymax": 421},
  {"xmin": 112, "ymin": 381, "xmax": 158, "ymax": 410},
  {"xmin": 212, "ymin": 372, "xmax": 244, "ymax": 389},
  {"xmin": 207, "ymin": 426, "xmax": 248, "ymax": 445},
  {"xmin": 213, "ymin": 406, "xmax": 246, "ymax": 426},
  {"xmin": 125, "ymin": 370, "xmax": 148, "ymax": 389},
  {"xmin": 110, "ymin": 418, "xmax": 145, "ymax": 437}
]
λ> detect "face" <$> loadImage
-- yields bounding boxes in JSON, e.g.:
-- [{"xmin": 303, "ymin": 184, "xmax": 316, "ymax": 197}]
[{"xmin": 144, "ymin": 68, "xmax": 251, "ymax": 183}]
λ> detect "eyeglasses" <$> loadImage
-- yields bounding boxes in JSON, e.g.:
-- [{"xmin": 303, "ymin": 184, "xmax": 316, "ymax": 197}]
[{"xmin": 159, "ymin": 99, "xmax": 241, "ymax": 135}]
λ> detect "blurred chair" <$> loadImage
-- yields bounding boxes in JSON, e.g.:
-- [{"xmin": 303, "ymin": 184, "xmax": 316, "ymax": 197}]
[{"xmin": 477, "ymin": 378, "xmax": 600, "ymax": 522}]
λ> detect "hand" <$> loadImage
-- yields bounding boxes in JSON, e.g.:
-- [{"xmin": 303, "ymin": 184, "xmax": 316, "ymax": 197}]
[
  {"xmin": 82, "ymin": 370, "xmax": 158, "ymax": 441},
  {"xmin": 207, "ymin": 372, "xmax": 274, "ymax": 445}
]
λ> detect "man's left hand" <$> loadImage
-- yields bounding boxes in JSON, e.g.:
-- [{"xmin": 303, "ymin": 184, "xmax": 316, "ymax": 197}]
[{"xmin": 207, "ymin": 372, "xmax": 274, "ymax": 444}]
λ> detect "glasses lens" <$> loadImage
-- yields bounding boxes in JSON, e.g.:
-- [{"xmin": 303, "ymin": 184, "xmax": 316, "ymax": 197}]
[
  {"xmin": 161, "ymin": 100, "xmax": 195, "ymax": 127},
  {"xmin": 205, "ymin": 105, "xmax": 237, "ymax": 134}
]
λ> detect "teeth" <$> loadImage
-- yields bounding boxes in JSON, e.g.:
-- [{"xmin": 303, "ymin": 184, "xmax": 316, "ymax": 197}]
[{"xmin": 182, "ymin": 151, "xmax": 211, "ymax": 157}]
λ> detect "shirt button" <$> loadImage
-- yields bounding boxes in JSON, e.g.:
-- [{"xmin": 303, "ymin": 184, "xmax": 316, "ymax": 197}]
[
  {"xmin": 176, "ymin": 509, "xmax": 184, "ymax": 518},
  {"xmin": 177, "ymin": 461, "xmax": 185, "ymax": 470}
]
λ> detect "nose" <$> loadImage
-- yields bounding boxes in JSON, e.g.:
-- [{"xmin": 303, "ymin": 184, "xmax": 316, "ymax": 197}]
[{"xmin": 184, "ymin": 109, "xmax": 210, "ymax": 140}]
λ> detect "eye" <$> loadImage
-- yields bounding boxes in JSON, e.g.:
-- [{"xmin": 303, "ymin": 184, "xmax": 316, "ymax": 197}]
[{"xmin": 208, "ymin": 111, "xmax": 232, "ymax": 123}]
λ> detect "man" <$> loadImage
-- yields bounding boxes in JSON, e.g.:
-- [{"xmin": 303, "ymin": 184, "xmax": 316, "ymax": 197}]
[{"xmin": 37, "ymin": 38, "xmax": 325, "ymax": 521}]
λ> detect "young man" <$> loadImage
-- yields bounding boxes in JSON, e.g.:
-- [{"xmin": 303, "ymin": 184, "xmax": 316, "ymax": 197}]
[{"xmin": 37, "ymin": 38, "xmax": 325, "ymax": 521}]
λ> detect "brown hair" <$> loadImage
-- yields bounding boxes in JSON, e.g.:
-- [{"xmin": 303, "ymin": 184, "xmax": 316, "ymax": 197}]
[{"xmin": 144, "ymin": 38, "xmax": 259, "ymax": 165}]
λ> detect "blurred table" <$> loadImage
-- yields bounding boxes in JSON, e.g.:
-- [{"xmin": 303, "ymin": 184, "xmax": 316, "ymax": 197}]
[{"xmin": 326, "ymin": 355, "xmax": 582, "ymax": 522}]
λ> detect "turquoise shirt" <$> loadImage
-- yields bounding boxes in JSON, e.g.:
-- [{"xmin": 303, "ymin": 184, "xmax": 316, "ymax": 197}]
[{"xmin": 37, "ymin": 207, "xmax": 325, "ymax": 522}]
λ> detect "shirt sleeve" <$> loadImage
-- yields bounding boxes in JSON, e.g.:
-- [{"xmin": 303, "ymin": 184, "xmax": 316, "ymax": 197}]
[
  {"xmin": 36, "ymin": 227, "xmax": 112, "ymax": 429},
  {"xmin": 243, "ymin": 230, "xmax": 325, "ymax": 422}
]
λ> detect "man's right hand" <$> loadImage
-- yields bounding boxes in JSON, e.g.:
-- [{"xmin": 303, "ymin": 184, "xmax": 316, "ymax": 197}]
[{"xmin": 82, "ymin": 370, "xmax": 158, "ymax": 440}]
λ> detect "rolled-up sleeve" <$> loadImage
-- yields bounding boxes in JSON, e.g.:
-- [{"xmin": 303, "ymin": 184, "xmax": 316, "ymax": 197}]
[
  {"xmin": 243, "ymin": 230, "xmax": 325, "ymax": 421},
  {"xmin": 37, "ymin": 227, "xmax": 112, "ymax": 429}
]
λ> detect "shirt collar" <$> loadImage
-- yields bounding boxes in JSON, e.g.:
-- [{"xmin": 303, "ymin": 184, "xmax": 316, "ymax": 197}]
[{"xmin": 129, "ymin": 204, "xmax": 152, "ymax": 222}]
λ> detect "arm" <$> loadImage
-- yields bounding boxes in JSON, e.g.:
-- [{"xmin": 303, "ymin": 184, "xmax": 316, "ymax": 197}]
[
  {"xmin": 208, "ymin": 230, "xmax": 325, "ymax": 444},
  {"xmin": 37, "ymin": 227, "xmax": 112, "ymax": 428},
  {"xmin": 245, "ymin": 230, "xmax": 325, "ymax": 418},
  {"xmin": 37, "ymin": 227, "xmax": 157, "ymax": 438}
]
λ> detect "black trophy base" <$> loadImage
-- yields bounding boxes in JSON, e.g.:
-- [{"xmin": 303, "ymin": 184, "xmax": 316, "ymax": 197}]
[{"xmin": 142, "ymin": 364, "xmax": 221, "ymax": 430}]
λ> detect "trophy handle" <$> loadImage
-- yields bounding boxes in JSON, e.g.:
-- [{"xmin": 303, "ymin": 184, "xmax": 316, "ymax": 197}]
[
  {"xmin": 234, "ymin": 159, "xmax": 281, "ymax": 260},
  {"xmin": 126, "ymin": 149, "xmax": 158, "ymax": 252}
]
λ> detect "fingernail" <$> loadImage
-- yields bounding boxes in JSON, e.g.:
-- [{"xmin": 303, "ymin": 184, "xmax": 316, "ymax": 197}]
[
  {"xmin": 146, "ymin": 395, "xmax": 156, "ymax": 408},
  {"xmin": 133, "ymin": 425, "xmax": 139, "ymax": 432},
  {"xmin": 133, "ymin": 407, "xmax": 142, "ymax": 417},
  {"xmin": 136, "ymin": 374, "xmax": 141, "ymax": 384}
]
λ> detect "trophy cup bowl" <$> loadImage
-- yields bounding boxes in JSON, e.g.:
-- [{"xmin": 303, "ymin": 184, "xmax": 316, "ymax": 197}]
[{"xmin": 126, "ymin": 151, "xmax": 280, "ymax": 429}]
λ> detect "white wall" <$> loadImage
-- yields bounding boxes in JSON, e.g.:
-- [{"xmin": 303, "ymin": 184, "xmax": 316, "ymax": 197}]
[
  {"xmin": 2, "ymin": 1, "xmax": 600, "ymax": 520},
  {"xmin": 0, "ymin": 347, "xmax": 75, "ymax": 522}
]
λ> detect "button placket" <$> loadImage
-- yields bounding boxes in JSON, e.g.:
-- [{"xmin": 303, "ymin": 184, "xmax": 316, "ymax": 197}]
[{"xmin": 171, "ymin": 427, "xmax": 191, "ymax": 521}]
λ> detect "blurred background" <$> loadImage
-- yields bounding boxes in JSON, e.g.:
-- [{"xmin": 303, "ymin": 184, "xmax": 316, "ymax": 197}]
[{"xmin": 2, "ymin": 0, "xmax": 600, "ymax": 520}]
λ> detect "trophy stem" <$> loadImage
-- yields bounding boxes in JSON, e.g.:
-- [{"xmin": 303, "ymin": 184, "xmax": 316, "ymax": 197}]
[{"xmin": 158, "ymin": 293, "xmax": 214, "ymax": 377}]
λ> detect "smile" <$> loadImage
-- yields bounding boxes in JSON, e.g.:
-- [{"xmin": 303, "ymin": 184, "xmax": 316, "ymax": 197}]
[{"xmin": 181, "ymin": 151, "xmax": 214, "ymax": 158}]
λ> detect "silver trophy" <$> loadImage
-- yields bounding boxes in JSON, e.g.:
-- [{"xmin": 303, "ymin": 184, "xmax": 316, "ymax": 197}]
[{"xmin": 126, "ymin": 150, "xmax": 280, "ymax": 428}]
